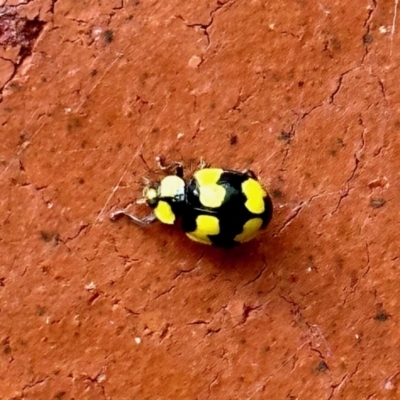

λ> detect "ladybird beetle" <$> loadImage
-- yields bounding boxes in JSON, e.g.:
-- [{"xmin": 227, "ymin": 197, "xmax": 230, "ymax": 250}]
[{"xmin": 110, "ymin": 158, "xmax": 273, "ymax": 248}]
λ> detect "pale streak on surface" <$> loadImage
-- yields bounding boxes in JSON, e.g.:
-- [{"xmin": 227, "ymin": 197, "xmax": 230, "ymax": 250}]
[
  {"xmin": 82, "ymin": 46, "xmax": 140, "ymax": 224},
  {"xmin": 1, "ymin": 44, "xmax": 127, "ymax": 179},
  {"xmin": 390, "ymin": 0, "xmax": 399, "ymax": 57},
  {"xmin": 94, "ymin": 101, "xmax": 169, "ymax": 224},
  {"xmin": 247, "ymin": 342, "xmax": 309, "ymax": 399},
  {"xmin": 82, "ymin": 46, "xmax": 134, "ymax": 221},
  {"xmin": 76, "ymin": 48, "xmax": 127, "ymax": 112},
  {"xmin": 0, "ymin": 116, "xmax": 44, "ymax": 179}
]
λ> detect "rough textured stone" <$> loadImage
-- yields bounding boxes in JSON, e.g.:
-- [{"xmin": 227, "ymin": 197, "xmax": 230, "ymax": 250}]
[{"xmin": 1, "ymin": 0, "xmax": 400, "ymax": 398}]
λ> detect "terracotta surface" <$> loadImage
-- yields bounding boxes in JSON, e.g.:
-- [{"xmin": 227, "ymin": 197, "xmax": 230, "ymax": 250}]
[{"xmin": 1, "ymin": 0, "xmax": 400, "ymax": 399}]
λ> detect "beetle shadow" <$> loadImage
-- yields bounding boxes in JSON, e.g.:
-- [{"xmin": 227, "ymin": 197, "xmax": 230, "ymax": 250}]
[{"xmin": 185, "ymin": 231, "xmax": 285, "ymax": 279}]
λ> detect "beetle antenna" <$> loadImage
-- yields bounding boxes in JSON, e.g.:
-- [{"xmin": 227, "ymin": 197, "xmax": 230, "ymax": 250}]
[{"xmin": 139, "ymin": 153, "xmax": 151, "ymax": 172}]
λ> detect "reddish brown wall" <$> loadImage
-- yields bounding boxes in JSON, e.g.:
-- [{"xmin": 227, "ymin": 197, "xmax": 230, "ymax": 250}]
[{"xmin": 1, "ymin": 0, "xmax": 399, "ymax": 399}]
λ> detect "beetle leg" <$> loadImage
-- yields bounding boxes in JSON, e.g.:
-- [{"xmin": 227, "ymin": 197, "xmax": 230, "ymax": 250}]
[
  {"xmin": 243, "ymin": 169, "xmax": 257, "ymax": 180},
  {"xmin": 197, "ymin": 157, "xmax": 210, "ymax": 170},
  {"xmin": 140, "ymin": 176, "xmax": 151, "ymax": 186},
  {"xmin": 110, "ymin": 210, "xmax": 157, "ymax": 226},
  {"xmin": 175, "ymin": 165, "xmax": 184, "ymax": 178},
  {"xmin": 155, "ymin": 155, "xmax": 183, "ymax": 176}
]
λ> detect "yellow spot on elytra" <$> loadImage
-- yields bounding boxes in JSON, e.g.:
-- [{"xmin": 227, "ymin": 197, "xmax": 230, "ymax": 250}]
[
  {"xmin": 194, "ymin": 168, "xmax": 223, "ymax": 186},
  {"xmin": 160, "ymin": 176, "xmax": 185, "ymax": 198},
  {"xmin": 242, "ymin": 178, "xmax": 266, "ymax": 214},
  {"xmin": 194, "ymin": 168, "xmax": 225, "ymax": 208},
  {"xmin": 186, "ymin": 215, "xmax": 220, "ymax": 245},
  {"xmin": 154, "ymin": 200, "xmax": 175, "ymax": 224},
  {"xmin": 199, "ymin": 185, "xmax": 226, "ymax": 208},
  {"xmin": 234, "ymin": 218, "xmax": 263, "ymax": 243}
]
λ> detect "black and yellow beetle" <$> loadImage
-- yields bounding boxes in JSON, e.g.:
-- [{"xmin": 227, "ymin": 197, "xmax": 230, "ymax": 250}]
[{"xmin": 110, "ymin": 158, "xmax": 273, "ymax": 248}]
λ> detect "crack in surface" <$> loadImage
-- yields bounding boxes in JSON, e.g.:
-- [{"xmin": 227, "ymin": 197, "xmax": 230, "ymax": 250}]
[
  {"xmin": 280, "ymin": 294, "xmax": 333, "ymax": 378},
  {"xmin": 0, "ymin": 4, "xmax": 50, "ymax": 96},
  {"xmin": 20, "ymin": 376, "xmax": 50, "ymax": 393},
  {"xmin": 275, "ymin": 201, "xmax": 305, "ymax": 236},
  {"xmin": 230, "ymin": 88, "xmax": 253, "ymax": 113},
  {"xmin": 279, "ymin": 123, "xmax": 296, "ymax": 170},
  {"xmin": 173, "ymin": 252, "xmax": 204, "ymax": 279},
  {"xmin": 186, "ymin": 304, "xmax": 227, "ymax": 336},
  {"xmin": 187, "ymin": 319, "xmax": 210, "ymax": 325},
  {"xmin": 242, "ymin": 264, "xmax": 267, "ymax": 287},
  {"xmin": 332, "ymin": 114, "xmax": 366, "ymax": 215},
  {"xmin": 342, "ymin": 242, "xmax": 371, "ymax": 306},
  {"xmin": 327, "ymin": 362, "xmax": 361, "ymax": 399},
  {"xmin": 362, "ymin": 0, "xmax": 377, "ymax": 62},
  {"xmin": 83, "ymin": 368, "xmax": 109, "ymax": 400},
  {"xmin": 58, "ymin": 224, "xmax": 90, "ymax": 251},
  {"xmin": 362, "ymin": 242, "xmax": 371, "ymax": 278},
  {"xmin": 154, "ymin": 285, "xmax": 176, "ymax": 300},
  {"xmin": 279, "ymin": 101, "xmax": 325, "ymax": 173},
  {"xmin": 238, "ymin": 304, "xmax": 262, "ymax": 325},
  {"xmin": 175, "ymin": 0, "xmax": 235, "ymax": 48},
  {"xmin": 206, "ymin": 373, "xmax": 220, "ymax": 399},
  {"xmin": 248, "ymin": 342, "xmax": 308, "ymax": 399},
  {"xmin": 275, "ymin": 193, "xmax": 331, "ymax": 236},
  {"xmin": 328, "ymin": 68, "xmax": 358, "ymax": 104}
]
